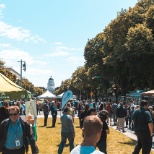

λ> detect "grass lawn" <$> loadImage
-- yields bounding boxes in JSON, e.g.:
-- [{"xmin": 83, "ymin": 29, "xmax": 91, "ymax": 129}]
[{"xmin": 28, "ymin": 118, "xmax": 154, "ymax": 154}]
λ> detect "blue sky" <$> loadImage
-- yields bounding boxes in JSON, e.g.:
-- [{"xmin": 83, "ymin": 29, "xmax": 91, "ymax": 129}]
[{"xmin": 0, "ymin": 0, "xmax": 138, "ymax": 88}]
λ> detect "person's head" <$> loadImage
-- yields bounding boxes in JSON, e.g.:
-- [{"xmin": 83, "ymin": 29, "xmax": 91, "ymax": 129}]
[
  {"xmin": 52, "ymin": 101, "xmax": 55, "ymax": 105},
  {"xmin": 66, "ymin": 102, "xmax": 71, "ymax": 107},
  {"xmin": 87, "ymin": 108, "xmax": 96, "ymax": 116},
  {"xmin": 140, "ymin": 100, "xmax": 148, "ymax": 108},
  {"xmin": 98, "ymin": 110, "xmax": 108, "ymax": 121},
  {"xmin": 120, "ymin": 101, "xmax": 123, "ymax": 106},
  {"xmin": 8, "ymin": 106, "xmax": 20, "ymax": 123},
  {"xmin": 45, "ymin": 99, "xmax": 49, "ymax": 103},
  {"xmin": 82, "ymin": 115, "xmax": 103, "ymax": 143},
  {"xmin": 148, "ymin": 106, "xmax": 153, "ymax": 111},
  {"xmin": 63, "ymin": 107, "xmax": 70, "ymax": 114},
  {"xmin": 107, "ymin": 102, "xmax": 110, "ymax": 105}
]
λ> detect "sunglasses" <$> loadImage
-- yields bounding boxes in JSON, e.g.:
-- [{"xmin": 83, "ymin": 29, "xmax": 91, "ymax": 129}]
[{"xmin": 9, "ymin": 113, "xmax": 18, "ymax": 116}]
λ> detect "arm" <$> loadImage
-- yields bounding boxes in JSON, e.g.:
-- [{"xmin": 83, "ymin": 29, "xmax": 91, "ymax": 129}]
[
  {"xmin": 69, "ymin": 116, "xmax": 75, "ymax": 136},
  {"xmin": 148, "ymin": 123, "xmax": 153, "ymax": 136},
  {"xmin": 25, "ymin": 123, "xmax": 39, "ymax": 154},
  {"xmin": 106, "ymin": 128, "xmax": 110, "ymax": 134},
  {"xmin": 145, "ymin": 111, "xmax": 153, "ymax": 136}
]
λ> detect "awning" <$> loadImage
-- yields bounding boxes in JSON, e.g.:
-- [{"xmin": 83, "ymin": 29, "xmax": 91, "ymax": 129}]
[
  {"xmin": 37, "ymin": 90, "xmax": 57, "ymax": 99},
  {"xmin": 0, "ymin": 73, "xmax": 31, "ymax": 100}
]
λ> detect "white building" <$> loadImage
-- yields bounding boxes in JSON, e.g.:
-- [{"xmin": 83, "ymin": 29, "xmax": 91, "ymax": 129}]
[{"xmin": 47, "ymin": 76, "xmax": 55, "ymax": 93}]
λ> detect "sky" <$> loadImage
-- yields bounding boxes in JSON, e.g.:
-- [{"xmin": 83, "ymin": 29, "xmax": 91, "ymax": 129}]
[{"xmin": 0, "ymin": 0, "xmax": 138, "ymax": 88}]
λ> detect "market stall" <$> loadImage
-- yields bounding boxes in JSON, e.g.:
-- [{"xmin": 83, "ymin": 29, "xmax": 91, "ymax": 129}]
[{"xmin": 0, "ymin": 73, "xmax": 31, "ymax": 100}]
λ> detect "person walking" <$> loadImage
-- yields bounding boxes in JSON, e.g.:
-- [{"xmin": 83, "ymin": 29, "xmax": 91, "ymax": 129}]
[
  {"xmin": 112, "ymin": 102, "xmax": 117, "ymax": 125},
  {"xmin": 0, "ymin": 106, "xmax": 39, "ymax": 154},
  {"xmin": 106, "ymin": 102, "xmax": 112, "ymax": 125},
  {"xmin": 116, "ymin": 101, "xmax": 126, "ymax": 132},
  {"xmin": 70, "ymin": 115, "xmax": 104, "ymax": 154},
  {"xmin": 79, "ymin": 103, "xmax": 89, "ymax": 128},
  {"xmin": 43, "ymin": 99, "xmax": 50, "ymax": 126},
  {"xmin": 50, "ymin": 101, "xmax": 57, "ymax": 127},
  {"xmin": 58, "ymin": 107, "xmax": 75, "ymax": 154},
  {"xmin": 97, "ymin": 110, "xmax": 110, "ymax": 154},
  {"xmin": 132, "ymin": 100, "xmax": 153, "ymax": 154}
]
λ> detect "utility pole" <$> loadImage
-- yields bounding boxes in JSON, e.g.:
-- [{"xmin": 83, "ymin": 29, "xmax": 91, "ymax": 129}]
[{"xmin": 17, "ymin": 59, "xmax": 26, "ymax": 87}]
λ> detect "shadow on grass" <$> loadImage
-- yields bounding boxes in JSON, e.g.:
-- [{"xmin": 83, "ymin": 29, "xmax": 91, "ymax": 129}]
[
  {"xmin": 46, "ymin": 126, "xmax": 55, "ymax": 128},
  {"xmin": 118, "ymin": 140, "xmax": 136, "ymax": 146},
  {"xmin": 57, "ymin": 143, "xmax": 70, "ymax": 147},
  {"xmin": 75, "ymin": 126, "xmax": 80, "ymax": 128}
]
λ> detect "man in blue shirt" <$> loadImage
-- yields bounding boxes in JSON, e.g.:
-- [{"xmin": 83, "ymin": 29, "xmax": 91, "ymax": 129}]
[
  {"xmin": 50, "ymin": 101, "xmax": 57, "ymax": 127},
  {"xmin": 0, "ymin": 106, "xmax": 38, "ymax": 154},
  {"xmin": 58, "ymin": 107, "xmax": 75, "ymax": 154}
]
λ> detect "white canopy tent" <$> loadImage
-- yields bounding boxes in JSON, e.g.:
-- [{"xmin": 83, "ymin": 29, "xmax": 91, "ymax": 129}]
[
  {"xmin": 142, "ymin": 90, "xmax": 154, "ymax": 97},
  {"xmin": 57, "ymin": 93, "xmax": 64, "ymax": 98},
  {"xmin": 37, "ymin": 90, "xmax": 57, "ymax": 99},
  {"xmin": 57, "ymin": 92, "xmax": 77, "ymax": 100}
]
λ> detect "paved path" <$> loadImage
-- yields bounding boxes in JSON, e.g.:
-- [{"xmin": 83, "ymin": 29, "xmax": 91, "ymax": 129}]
[
  {"xmin": 110, "ymin": 125, "xmax": 137, "ymax": 141},
  {"xmin": 109, "ymin": 123, "xmax": 154, "ymax": 150}
]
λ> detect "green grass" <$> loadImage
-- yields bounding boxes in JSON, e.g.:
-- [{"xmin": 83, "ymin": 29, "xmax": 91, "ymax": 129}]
[{"xmin": 27, "ymin": 118, "xmax": 154, "ymax": 154}]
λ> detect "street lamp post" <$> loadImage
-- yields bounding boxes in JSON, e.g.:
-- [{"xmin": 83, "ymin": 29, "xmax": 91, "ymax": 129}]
[
  {"xmin": 78, "ymin": 78, "xmax": 82, "ymax": 101},
  {"xmin": 17, "ymin": 59, "xmax": 26, "ymax": 87},
  {"xmin": 92, "ymin": 76, "xmax": 99, "ymax": 103},
  {"xmin": 112, "ymin": 84, "xmax": 118, "ymax": 103}
]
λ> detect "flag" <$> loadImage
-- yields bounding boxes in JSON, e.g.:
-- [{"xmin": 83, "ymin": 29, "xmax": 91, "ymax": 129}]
[{"xmin": 61, "ymin": 90, "xmax": 73, "ymax": 109}]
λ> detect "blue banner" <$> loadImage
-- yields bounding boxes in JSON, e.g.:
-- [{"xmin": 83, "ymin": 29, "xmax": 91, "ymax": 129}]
[{"xmin": 61, "ymin": 90, "xmax": 73, "ymax": 109}]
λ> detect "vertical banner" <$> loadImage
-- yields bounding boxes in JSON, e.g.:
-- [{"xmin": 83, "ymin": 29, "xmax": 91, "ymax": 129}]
[
  {"xmin": 25, "ymin": 100, "xmax": 37, "ymax": 118},
  {"xmin": 61, "ymin": 90, "xmax": 73, "ymax": 109}
]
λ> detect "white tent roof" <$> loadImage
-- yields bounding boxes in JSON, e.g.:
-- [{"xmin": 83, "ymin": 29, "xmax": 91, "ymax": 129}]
[
  {"xmin": 37, "ymin": 90, "xmax": 57, "ymax": 98},
  {"xmin": 57, "ymin": 92, "xmax": 64, "ymax": 98},
  {"xmin": 57, "ymin": 92, "xmax": 76, "ymax": 99},
  {"xmin": 142, "ymin": 90, "xmax": 154, "ymax": 97}
]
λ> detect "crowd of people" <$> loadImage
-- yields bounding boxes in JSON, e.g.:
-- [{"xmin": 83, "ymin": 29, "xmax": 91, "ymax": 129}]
[{"xmin": 0, "ymin": 99, "xmax": 154, "ymax": 154}]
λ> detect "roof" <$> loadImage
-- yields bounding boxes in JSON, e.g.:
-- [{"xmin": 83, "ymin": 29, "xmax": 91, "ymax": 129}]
[
  {"xmin": 0, "ymin": 73, "xmax": 23, "ymax": 92},
  {"xmin": 141, "ymin": 90, "xmax": 154, "ymax": 97},
  {"xmin": 4, "ymin": 67, "xmax": 20, "ymax": 79},
  {"xmin": 37, "ymin": 90, "xmax": 57, "ymax": 98}
]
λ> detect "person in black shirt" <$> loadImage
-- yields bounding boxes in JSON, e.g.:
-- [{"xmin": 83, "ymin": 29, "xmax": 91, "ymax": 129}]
[
  {"xmin": 132, "ymin": 100, "xmax": 153, "ymax": 154},
  {"xmin": 97, "ymin": 110, "xmax": 110, "ymax": 154},
  {"xmin": 79, "ymin": 103, "xmax": 89, "ymax": 128},
  {"xmin": 116, "ymin": 102, "xmax": 126, "ymax": 132}
]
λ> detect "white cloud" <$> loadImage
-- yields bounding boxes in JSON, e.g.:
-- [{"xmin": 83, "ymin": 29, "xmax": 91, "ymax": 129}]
[
  {"xmin": 0, "ymin": 4, "xmax": 5, "ymax": 19},
  {"xmin": 0, "ymin": 21, "xmax": 45, "ymax": 43},
  {"xmin": 0, "ymin": 49, "xmax": 47, "ymax": 66},
  {"xmin": 44, "ymin": 51, "xmax": 70, "ymax": 57},
  {"xmin": 67, "ymin": 56, "xmax": 85, "ymax": 66},
  {"xmin": 0, "ymin": 43, "xmax": 12, "ymax": 48},
  {"xmin": 0, "ymin": 4, "xmax": 5, "ymax": 9},
  {"xmin": 54, "ymin": 42, "xmax": 62, "ymax": 45},
  {"xmin": 45, "ymin": 43, "xmax": 83, "ymax": 57}
]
